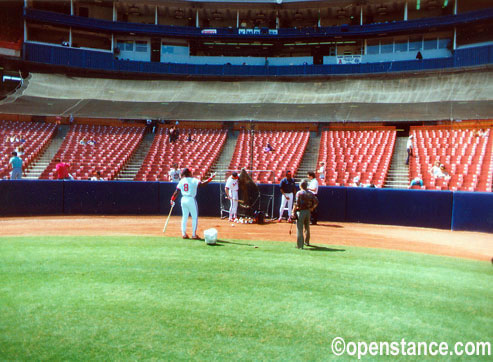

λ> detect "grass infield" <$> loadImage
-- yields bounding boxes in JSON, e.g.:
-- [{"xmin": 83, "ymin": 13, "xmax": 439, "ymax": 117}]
[{"xmin": 0, "ymin": 236, "xmax": 491, "ymax": 360}]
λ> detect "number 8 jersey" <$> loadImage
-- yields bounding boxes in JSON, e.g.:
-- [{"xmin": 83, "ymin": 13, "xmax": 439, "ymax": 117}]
[{"xmin": 177, "ymin": 177, "xmax": 200, "ymax": 198}]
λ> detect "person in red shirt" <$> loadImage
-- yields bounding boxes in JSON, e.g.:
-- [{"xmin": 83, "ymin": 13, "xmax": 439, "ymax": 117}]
[{"xmin": 55, "ymin": 158, "xmax": 71, "ymax": 180}]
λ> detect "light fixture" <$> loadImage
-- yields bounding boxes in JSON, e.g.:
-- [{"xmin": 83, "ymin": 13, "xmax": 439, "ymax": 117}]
[
  {"xmin": 128, "ymin": 5, "xmax": 140, "ymax": 16},
  {"xmin": 337, "ymin": 9, "xmax": 347, "ymax": 19},
  {"xmin": 175, "ymin": 9, "xmax": 184, "ymax": 19},
  {"xmin": 212, "ymin": 11, "xmax": 222, "ymax": 20},
  {"xmin": 377, "ymin": 6, "xmax": 388, "ymax": 15},
  {"xmin": 427, "ymin": 0, "xmax": 440, "ymax": 9}
]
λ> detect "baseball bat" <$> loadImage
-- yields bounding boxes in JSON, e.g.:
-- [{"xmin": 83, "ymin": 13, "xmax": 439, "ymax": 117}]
[{"xmin": 162, "ymin": 203, "xmax": 175, "ymax": 233}]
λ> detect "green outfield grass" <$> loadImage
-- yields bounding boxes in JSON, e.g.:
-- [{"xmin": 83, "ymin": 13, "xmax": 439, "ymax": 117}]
[{"xmin": 0, "ymin": 236, "xmax": 491, "ymax": 360}]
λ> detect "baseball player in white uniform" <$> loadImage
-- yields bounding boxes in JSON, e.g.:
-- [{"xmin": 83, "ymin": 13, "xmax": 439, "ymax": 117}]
[
  {"xmin": 170, "ymin": 168, "xmax": 215, "ymax": 239},
  {"xmin": 168, "ymin": 163, "xmax": 180, "ymax": 182},
  {"xmin": 225, "ymin": 171, "xmax": 239, "ymax": 221},
  {"xmin": 307, "ymin": 171, "xmax": 319, "ymax": 225}
]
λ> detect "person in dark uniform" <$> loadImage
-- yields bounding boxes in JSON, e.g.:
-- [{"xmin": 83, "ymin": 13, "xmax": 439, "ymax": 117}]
[
  {"xmin": 292, "ymin": 179, "xmax": 318, "ymax": 249},
  {"xmin": 278, "ymin": 170, "xmax": 297, "ymax": 222}
]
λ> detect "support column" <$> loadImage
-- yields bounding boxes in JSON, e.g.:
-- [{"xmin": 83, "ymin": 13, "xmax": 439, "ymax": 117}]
[
  {"xmin": 70, "ymin": 0, "xmax": 74, "ymax": 15},
  {"xmin": 237, "ymin": 10, "xmax": 239, "ymax": 28},
  {"xmin": 113, "ymin": 1, "xmax": 116, "ymax": 21},
  {"xmin": 454, "ymin": 0, "xmax": 458, "ymax": 14},
  {"xmin": 318, "ymin": 9, "xmax": 321, "ymax": 27},
  {"xmin": 69, "ymin": 28, "xmax": 72, "ymax": 46},
  {"xmin": 360, "ymin": 6, "xmax": 363, "ymax": 25},
  {"xmin": 404, "ymin": 1, "xmax": 408, "ymax": 21},
  {"xmin": 155, "ymin": 5, "xmax": 158, "ymax": 25},
  {"xmin": 453, "ymin": 27, "xmax": 457, "ymax": 50},
  {"xmin": 196, "ymin": 9, "xmax": 199, "ymax": 27},
  {"xmin": 276, "ymin": 11, "xmax": 280, "ymax": 29}
]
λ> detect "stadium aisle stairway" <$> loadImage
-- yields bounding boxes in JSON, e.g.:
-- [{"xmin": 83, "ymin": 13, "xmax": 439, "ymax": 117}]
[
  {"xmin": 40, "ymin": 124, "xmax": 145, "ymax": 180},
  {"xmin": 135, "ymin": 127, "xmax": 227, "ymax": 181},
  {"xmin": 228, "ymin": 130, "xmax": 309, "ymax": 184},
  {"xmin": 0, "ymin": 120, "xmax": 56, "ymax": 179},
  {"xmin": 317, "ymin": 129, "xmax": 396, "ymax": 188},
  {"xmin": 409, "ymin": 127, "xmax": 492, "ymax": 191}
]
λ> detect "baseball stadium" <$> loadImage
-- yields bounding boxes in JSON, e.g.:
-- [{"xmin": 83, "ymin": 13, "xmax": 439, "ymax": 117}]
[{"xmin": 0, "ymin": 0, "xmax": 492, "ymax": 359}]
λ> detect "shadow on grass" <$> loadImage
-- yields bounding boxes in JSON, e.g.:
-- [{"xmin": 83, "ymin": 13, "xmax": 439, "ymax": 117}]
[
  {"xmin": 217, "ymin": 240, "xmax": 255, "ymax": 247},
  {"xmin": 305, "ymin": 245, "xmax": 346, "ymax": 252}
]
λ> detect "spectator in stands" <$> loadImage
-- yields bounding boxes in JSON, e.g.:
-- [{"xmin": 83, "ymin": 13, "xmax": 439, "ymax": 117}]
[
  {"xmin": 436, "ymin": 164, "xmax": 451, "ymax": 180},
  {"xmin": 318, "ymin": 162, "xmax": 325, "ymax": 181},
  {"xmin": 263, "ymin": 143, "xmax": 274, "ymax": 152},
  {"xmin": 292, "ymin": 179, "xmax": 318, "ymax": 249},
  {"xmin": 405, "ymin": 135, "xmax": 414, "ymax": 165},
  {"xmin": 8, "ymin": 151, "xmax": 22, "ymax": 180},
  {"xmin": 90, "ymin": 171, "xmax": 104, "ymax": 181},
  {"xmin": 475, "ymin": 129, "xmax": 486, "ymax": 138},
  {"xmin": 186, "ymin": 132, "xmax": 193, "ymax": 142},
  {"xmin": 307, "ymin": 171, "xmax": 319, "ymax": 225},
  {"xmin": 409, "ymin": 176, "xmax": 424, "ymax": 188},
  {"xmin": 278, "ymin": 170, "xmax": 296, "ymax": 222},
  {"xmin": 352, "ymin": 176, "xmax": 361, "ymax": 187},
  {"xmin": 416, "ymin": 51, "xmax": 423, "ymax": 60},
  {"xmin": 15, "ymin": 145, "xmax": 24, "ymax": 157},
  {"xmin": 168, "ymin": 163, "xmax": 181, "ymax": 182},
  {"xmin": 79, "ymin": 137, "xmax": 86, "ymax": 145},
  {"xmin": 429, "ymin": 160, "xmax": 441, "ymax": 177},
  {"xmin": 87, "ymin": 139, "xmax": 96, "ymax": 146},
  {"xmin": 55, "ymin": 158, "xmax": 71, "ymax": 180},
  {"xmin": 17, "ymin": 134, "xmax": 25, "ymax": 143},
  {"xmin": 169, "ymin": 127, "xmax": 179, "ymax": 143}
]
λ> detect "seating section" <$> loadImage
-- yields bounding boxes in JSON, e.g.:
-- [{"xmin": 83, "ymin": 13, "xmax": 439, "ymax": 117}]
[
  {"xmin": 0, "ymin": 120, "xmax": 56, "ymax": 179},
  {"xmin": 40, "ymin": 124, "xmax": 144, "ymax": 180},
  {"xmin": 409, "ymin": 128, "xmax": 492, "ymax": 191},
  {"xmin": 136, "ymin": 128, "xmax": 227, "ymax": 181},
  {"xmin": 229, "ymin": 130, "xmax": 309, "ymax": 183},
  {"xmin": 318, "ymin": 129, "xmax": 396, "ymax": 188}
]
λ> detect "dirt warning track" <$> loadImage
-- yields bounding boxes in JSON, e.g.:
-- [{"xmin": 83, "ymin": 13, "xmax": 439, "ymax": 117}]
[{"xmin": 0, "ymin": 215, "xmax": 491, "ymax": 262}]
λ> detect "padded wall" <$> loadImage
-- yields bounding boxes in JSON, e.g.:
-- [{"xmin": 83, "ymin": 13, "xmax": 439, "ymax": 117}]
[
  {"xmin": 1, "ymin": 181, "xmax": 492, "ymax": 233},
  {"xmin": 63, "ymin": 181, "xmax": 160, "ymax": 214},
  {"xmin": 0, "ymin": 180, "xmax": 63, "ymax": 215},
  {"xmin": 345, "ymin": 188, "xmax": 453, "ymax": 229},
  {"xmin": 451, "ymin": 192, "xmax": 493, "ymax": 233}
]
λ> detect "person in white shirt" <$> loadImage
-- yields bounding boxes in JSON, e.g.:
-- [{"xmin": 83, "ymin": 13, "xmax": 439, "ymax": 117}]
[
  {"xmin": 307, "ymin": 171, "xmax": 319, "ymax": 225},
  {"xmin": 225, "ymin": 171, "xmax": 240, "ymax": 221},
  {"xmin": 90, "ymin": 171, "xmax": 105, "ymax": 181},
  {"xmin": 429, "ymin": 160, "xmax": 441, "ymax": 177},
  {"xmin": 170, "ymin": 168, "xmax": 215, "ymax": 239},
  {"xmin": 405, "ymin": 135, "xmax": 414, "ymax": 165},
  {"xmin": 318, "ymin": 162, "xmax": 325, "ymax": 181},
  {"xmin": 168, "ymin": 163, "xmax": 180, "ymax": 182}
]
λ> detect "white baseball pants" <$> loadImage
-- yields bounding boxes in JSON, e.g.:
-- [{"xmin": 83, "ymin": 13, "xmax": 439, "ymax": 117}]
[
  {"xmin": 181, "ymin": 196, "xmax": 198, "ymax": 236},
  {"xmin": 229, "ymin": 190, "xmax": 238, "ymax": 219},
  {"xmin": 279, "ymin": 192, "xmax": 293, "ymax": 219}
]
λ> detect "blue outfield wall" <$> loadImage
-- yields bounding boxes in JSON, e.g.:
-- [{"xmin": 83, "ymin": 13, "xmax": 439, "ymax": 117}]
[
  {"xmin": 0, "ymin": 180, "xmax": 491, "ymax": 232},
  {"xmin": 0, "ymin": 179, "xmax": 63, "ymax": 215},
  {"xmin": 451, "ymin": 192, "xmax": 493, "ymax": 233}
]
